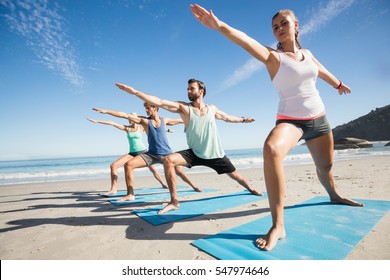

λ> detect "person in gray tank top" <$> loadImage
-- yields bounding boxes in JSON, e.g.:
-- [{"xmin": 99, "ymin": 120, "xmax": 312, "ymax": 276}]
[{"xmin": 115, "ymin": 79, "xmax": 263, "ymax": 214}]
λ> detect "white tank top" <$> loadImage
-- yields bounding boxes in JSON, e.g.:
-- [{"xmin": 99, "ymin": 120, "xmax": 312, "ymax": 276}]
[{"xmin": 272, "ymin": 50, "xmax": 325, "ymax": 120}]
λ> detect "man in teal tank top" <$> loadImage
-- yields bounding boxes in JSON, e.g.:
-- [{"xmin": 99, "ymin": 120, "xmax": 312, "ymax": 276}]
[{"xmin": 116, "ymin": 79, "xmax": 263, "ymax": 214}]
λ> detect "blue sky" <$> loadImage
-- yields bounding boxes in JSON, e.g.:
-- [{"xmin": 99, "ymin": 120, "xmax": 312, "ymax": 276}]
[{"xmin": 1, "ymin": 0, "xmax": 389, "ymax": 161}]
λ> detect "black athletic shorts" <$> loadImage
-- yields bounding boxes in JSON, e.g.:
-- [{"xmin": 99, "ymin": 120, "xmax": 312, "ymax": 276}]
[
  {"xmin": 129, "ymin": 149, "xmax": 147, "ymax": 157},
  {"xmin": 177, "ymin": 149, "xmax": 236, "ymax": 174},
  {"xmin": 276, "ymin": 114, "xmax": 331, "ymax": 141}
]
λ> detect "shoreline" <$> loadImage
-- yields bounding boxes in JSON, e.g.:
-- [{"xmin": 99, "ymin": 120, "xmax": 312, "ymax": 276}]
[
  {"xmin": 2, "ymin": 152, "xmax": 389, "ymax": 187},
  {"xmin": 2, "ymin": 142, "xmax": 390, "ymax": 187},
  {"xmin": 0, "ymin": 156, "xmax": 389, "ymax": 260}
]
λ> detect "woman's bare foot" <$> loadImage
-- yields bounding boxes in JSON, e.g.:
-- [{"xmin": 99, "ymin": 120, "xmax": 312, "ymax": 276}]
[
  {"xmin": 158, "ymin": 200, "xmax": 180, "ymax": 214},
  {"xmin": 103, "ymin": 190, "xmax": 117, "ymax": 196},
  {"xmin": 330, "ymin": 196, "xmax": 364, "ymax": 207},
  {"xmin": 116, "ymin": 194, "xmax": 135, "ymax": 202},
  {"xmin": 256, "ymin": 226, "xmax": 286, "ymax": 251}
]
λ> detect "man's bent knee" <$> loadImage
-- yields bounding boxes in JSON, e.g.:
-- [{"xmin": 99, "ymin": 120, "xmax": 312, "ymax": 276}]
[
  {"xmin": 317, "ymin": 161, "xmax": 333, "ymax": 173},
  {"xmin": 163, "ymin": 155, "xmax": 175, "ymax": 167}
]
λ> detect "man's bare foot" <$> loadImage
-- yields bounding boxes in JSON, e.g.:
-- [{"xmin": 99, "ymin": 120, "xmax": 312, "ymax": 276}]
[
  {"xmin": 255, "ymin": 226, "xmax": 286, "ymax": 251},
  {"xmin": 158, "ymin": 201, "xmax": 180, "ymax": 214},
  {"xmin": 331, "ymin": 196, "xmax": 364, "ymax": 207},
  {"xmin": 116, "ymin": 194, "xmax": 135, "ymax": 202},
  {"xmin": 103, "ymin": 190, "xmax": 117, "ymax": 196}
]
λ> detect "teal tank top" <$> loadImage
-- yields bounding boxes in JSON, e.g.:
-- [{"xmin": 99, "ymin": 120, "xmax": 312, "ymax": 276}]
[
  {"xmin": 185, "ymin": 104, "xmax": 225, "ymax": 159},
  {"xmin": 127, "ymin": 127, "xmax": 147, "ymax": 153}
]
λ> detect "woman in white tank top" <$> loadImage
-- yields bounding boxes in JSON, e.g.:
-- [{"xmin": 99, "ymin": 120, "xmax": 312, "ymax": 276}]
[{"xmin": 191, "ymin": 4, "xmax": 364, "ymax": 252}]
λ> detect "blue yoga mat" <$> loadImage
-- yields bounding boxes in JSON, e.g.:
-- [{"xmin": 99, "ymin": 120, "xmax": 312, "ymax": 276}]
[
  {"xmin": 134, "ymin": 191, "xmax": 267, "ymax": 225},
  {"xmin": 109, "ymin": 187, "xmax": 216, "ymax": 206},
  {"xmin": 191, "ymin": 196, "xmax": 390, "ymax": 260}
]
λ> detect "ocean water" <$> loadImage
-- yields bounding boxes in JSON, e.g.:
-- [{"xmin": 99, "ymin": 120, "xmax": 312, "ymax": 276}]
[{"xmin": 1, "ymin": 142, "xmax": 389, "ymax": 186}]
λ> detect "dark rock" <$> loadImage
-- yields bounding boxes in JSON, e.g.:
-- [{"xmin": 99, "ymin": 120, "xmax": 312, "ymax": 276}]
[
  {"xmin": 332, "ymin": 104, "xmax": 390, "ymax": 141},
  {"xmin": 385, "ymin": 142, "xmax": 390, "ymax": 147},
  {"xmin": 334, "ymin": 137, "xmax": 373, "ymax": 150}
]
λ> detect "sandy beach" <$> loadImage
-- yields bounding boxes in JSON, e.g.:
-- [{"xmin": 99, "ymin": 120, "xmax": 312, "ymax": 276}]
[{"xmin": 0, "ymin": 156, "xmax": 389, "ymax": 260}]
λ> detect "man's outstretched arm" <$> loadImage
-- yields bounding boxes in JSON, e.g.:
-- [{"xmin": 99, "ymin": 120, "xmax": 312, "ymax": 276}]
[
  {"xmin": 165, "ymin": 118, "xmax": 184, "ymax": 126},
  {"xmin": 92, "ymin": 108, "xmax": 142, "ymax": 124},
  {"xmin": 115, "ymin": 83, "xmax": 181, "ymax": 113}
]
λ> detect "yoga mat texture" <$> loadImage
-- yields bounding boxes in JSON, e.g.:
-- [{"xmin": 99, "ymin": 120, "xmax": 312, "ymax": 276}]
[
  {"xmin": 192, "ymin": 196, "xmax": 390, "ymax": 260},
  {"xmin": 108, "ymin": 187, "xmax": 216, "ymax": 206},
  {"xmin": 134, "ymin": 190, "xmax": 267, "ymax": 225}
]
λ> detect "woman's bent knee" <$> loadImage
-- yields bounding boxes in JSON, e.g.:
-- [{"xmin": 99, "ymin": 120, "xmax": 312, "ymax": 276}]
[{"xmin": 263, "ymin": 140, "xmax": 284, "ymax": 159}]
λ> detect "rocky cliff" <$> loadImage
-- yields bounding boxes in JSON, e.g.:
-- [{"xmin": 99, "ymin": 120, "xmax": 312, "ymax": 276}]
[{"xmin": 332, "ymin": 104, "xmax": 390, "ymax": 141}]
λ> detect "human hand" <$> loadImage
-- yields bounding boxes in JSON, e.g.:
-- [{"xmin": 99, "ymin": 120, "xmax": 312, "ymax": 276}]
[
  {"xmin": 92, "ymin": 108, "xmax": 106, "ymax": 114},
  {"xmin": 115, "ymin": 83, "xmax": 136, "ymax": 95},
  {"xmin": 338, "ymin": 83, "xmax": 351, "ymax": 95},
  {"xmin": 249, "ymin": 188, "xmax": 263, "ymax": 196},
  {"xmin": 86, "ymin": 118, "xmax": 98, "ymax": 123},
  {"xmin": 190, "ymin": 4, "xmax": 221, "ymax": 30},
  {"xmin": 244, "ymin": 117, "xmax": 255, "ymax": 123}
]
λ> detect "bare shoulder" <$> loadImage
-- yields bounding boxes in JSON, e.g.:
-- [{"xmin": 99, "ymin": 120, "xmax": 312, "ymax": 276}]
[
  {"xmin": 177, "ymin": 101, "xmax": 189, "ymax": 106},
  {"xmin": 301, "ymin": 48, "xmax": 314, "ymax": 58},
  {"xmin": 177, "ymin": 101, "xmax": 190, "ymax": 112},
  {"xmin": 208, "ymin": 104, "xmax": 220, "ymax": 115},
  {"xmin": 265, "ymin": 49, "xmax": 281, "ymax": 78},
  {"xmin": 267, "ymin": 49, "xmax": 280, "ymax": 63},
  {"xmin": 302, "ymin": 49, "xmax": 322, "ymax": 65},
  {"xmin": 208, "ymin": 104, "xmax": 217, "ymax": 110}
]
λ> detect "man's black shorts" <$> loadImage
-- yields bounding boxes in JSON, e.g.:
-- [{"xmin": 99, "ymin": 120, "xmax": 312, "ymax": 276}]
[{"xmin": 177, "ymin": 149, "xmax": 236, "ymax": 174}]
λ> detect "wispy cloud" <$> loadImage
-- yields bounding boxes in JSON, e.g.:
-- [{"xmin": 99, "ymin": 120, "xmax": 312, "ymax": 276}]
[
  {"xmin": 216, "ymin": 59, "xmax": 264, "ymax": 94},
  {"xmin": 300, "ymin": 0, "xmax": 356, "ymax": 35},
  {"xmin": 1, "ymin": 0, "xmax": 84, "ymax": 86},
  {"xmin": 136, "ymin": 0, "xmax": 166, "ymax": 21},
  {"xmin": 216, "ymin": 0, "xmax": 356, "ymax": 94}
]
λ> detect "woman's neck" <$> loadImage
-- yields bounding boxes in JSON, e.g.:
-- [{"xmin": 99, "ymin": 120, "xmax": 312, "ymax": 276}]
[{"xmin": 279, "ymin": 42, "xmax": 300, "ymax": 53}]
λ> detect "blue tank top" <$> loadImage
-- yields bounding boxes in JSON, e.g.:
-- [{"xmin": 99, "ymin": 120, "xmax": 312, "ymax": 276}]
[{"xmin": 147, "ymin": 117, "xmax": 172, "ymax": 156}]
